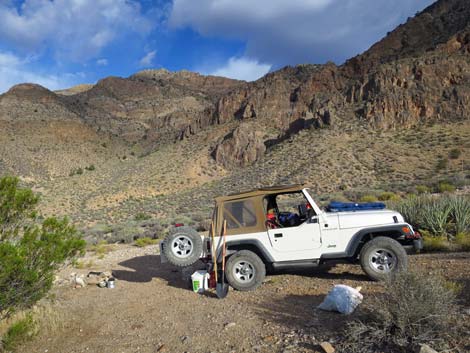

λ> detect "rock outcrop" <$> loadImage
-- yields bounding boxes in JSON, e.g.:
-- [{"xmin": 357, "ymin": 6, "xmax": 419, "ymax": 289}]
[{"xmin": 213, "ymin": 123, "xmax": 266, "ymax": 168}]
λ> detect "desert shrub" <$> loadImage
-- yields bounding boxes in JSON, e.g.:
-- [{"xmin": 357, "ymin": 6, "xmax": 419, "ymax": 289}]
[
  {"xmin": 359, "ymin": 194, "xmax": 378, "ymax": 202},
  {"xmin": 85, "ymin": 165, "xmax": 95, "ymax": 171},
  {"xmin": 1, "ymin": 314, "xmax": 38, "ymax": 351},
  {"xmin": 134, "ymin": 212, "xmax": 151, "ymax": 221},
  {"xmin": 449, "ymin": 148, "xmax": 461, "ymax": 159},
  {"xmin": 436, "ymin": 158, "xmax": 448, "ymax": 171},
  {"xmin": 415, "ymin": 185, "xmax": 430, "ymax": 194},
  {"xmin": 134, "ymin": 237, "xmax": 159, "ymax": 247},
  {"xmin": 0, "ymin": 177, "xmax": 85, "ymax": 320},
  {"xmin": 455, "ymin": 233, "xmax": 470, "ymax": 251},
  {"xmin": 341, "ymin": 271, "xmax": 463, "ymax": 353},
  {"xmin": 378, "ymin": 191, "xmax": 400, "ymax": 201},
  {"xmin": 437, "ymin": 181, "xmax": 456, "ymax": 193},
  {"xmin": 68, "ymin": 167, "xmax": 83, "ymax": 177},
  {"xmin": 422, "ymin": 234, "xmax": 450, "ymax": 252},
  {"xmin": 87, "ymin": 240, "xmax": 115, "ymax": 255}
]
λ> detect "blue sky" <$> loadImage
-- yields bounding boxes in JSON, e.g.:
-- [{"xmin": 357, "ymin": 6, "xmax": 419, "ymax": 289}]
[{"xmin": 0, "ymin": 0, "xmax": 435, "ymax": 92}]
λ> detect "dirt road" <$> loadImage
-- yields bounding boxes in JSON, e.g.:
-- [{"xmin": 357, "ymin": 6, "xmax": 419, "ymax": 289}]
[{"xmin": 20, "ymin": 246, "xmax": 470, "ymax": 353}]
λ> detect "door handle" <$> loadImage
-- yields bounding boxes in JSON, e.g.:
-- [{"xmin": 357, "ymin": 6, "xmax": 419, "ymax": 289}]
[{"xmin": 274, "ymin": 233, "xmax": 283, "ymax": 238}]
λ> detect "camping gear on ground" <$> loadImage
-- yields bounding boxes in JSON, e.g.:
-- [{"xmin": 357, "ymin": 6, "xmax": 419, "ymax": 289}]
[
  {"xmin": 318, "ymin": 285, "xmax": 363, "ymax": 314},
  {"xmin": 107, "ymin": 277, "xmax": 116, "ymax": 288},
  {"xmin": 216, "ymin": 220, "xmax": 229, "ymax": 299},
  {"xmin": 191, "ymin": 270, "xmax": 210, "ymax": 293},
  {"xmin": 326, "ymin": 201, "xmax": 385, "ymax": 212}
]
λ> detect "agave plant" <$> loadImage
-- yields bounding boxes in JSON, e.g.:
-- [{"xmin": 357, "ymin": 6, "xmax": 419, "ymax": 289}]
[
  {"xmin": 389, "ymin": 194, "xmax": 470, "ymax": 238},
  {"xmin": 448, "ymin": 196, "xmax": 470, "ymax": 235}
]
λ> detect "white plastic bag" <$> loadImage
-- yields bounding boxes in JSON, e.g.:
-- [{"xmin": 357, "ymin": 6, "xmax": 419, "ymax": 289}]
[{"xmin": 317, "ymin": 285, "xmax": 363, "ymax": 314}]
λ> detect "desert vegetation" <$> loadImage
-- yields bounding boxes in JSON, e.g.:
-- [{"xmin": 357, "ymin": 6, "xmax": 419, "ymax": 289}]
[
  {"xmin": 342, "ymin": 270, "xmax": 468, "ymax": 353},
  {"xmin": 0, "ymin": 176, "xmax": 85, "ymax": 349},
  {"xmin": 390, "ymin": 194, "xmax": 470, "ymax": 251}
]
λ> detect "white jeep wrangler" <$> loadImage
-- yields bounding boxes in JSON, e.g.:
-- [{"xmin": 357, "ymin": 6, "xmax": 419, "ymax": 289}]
[{"xmin": 161, "ymin": 185, "xmax": 422, "ymax": 291}]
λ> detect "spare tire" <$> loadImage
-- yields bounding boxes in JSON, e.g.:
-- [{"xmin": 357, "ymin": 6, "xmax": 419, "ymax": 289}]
[{"xmin": 162, "ymin": 226, "xmax": 203, "ymax": 267}]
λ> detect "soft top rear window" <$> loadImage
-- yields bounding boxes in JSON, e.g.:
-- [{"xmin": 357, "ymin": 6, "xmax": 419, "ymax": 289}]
[{"xmin": 223, "ymin": 199, "xmax": 257, "ymax": 229}]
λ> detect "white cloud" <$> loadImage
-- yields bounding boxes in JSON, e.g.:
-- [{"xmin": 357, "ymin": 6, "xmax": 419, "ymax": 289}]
[
  {"xmin": 207, "ymin": 57, "xmax": 271, "ymax": 81},
  {"xmin": 96, "ymin": 58, "xmax": 108, "ymax": 66},
  {"xmin": 139, "ymin": 50, "xmax": 157, "ymax": 67},
  {"xmin": 170, "ymin": 0, "xmax": 435, "ymax": 66},
  {"xmin": 0, "ymin": 0, "xmax": 154, "ymax": 62},
  {"xmin": 0, "ymin": 51, "xmax": 79, "ymax": 93}
]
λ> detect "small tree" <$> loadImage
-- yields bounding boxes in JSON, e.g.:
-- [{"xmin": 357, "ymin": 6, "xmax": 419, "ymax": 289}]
[{"xmin": 0, "ymin": 177, "xmax": 85, "ymax": 320}]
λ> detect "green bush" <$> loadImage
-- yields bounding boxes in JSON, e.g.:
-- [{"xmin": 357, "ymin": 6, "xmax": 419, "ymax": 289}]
[
  {"xmin": 134, "ymin": 237, "xmax": 159, "ymax": 247},
  {"xmin": 436, "ymin": 158, "xmax": 448, "ymax": 171},
  {"xmin": 69, "ymin": 168, "xmax": 83, "ymax": 177},
  {"xmin": 341, "ymin": 271, "xmax": 463, "ymax": 353},
  {"xmin": 378, "ymin": 191, "xmax": 400, "ymax": 202},
  {"xmin": 423, "ymin": 234, "xmax": 450, "ymax": 252},
  {"xmin": 437, "ymin": 181, "xmax": 455, "ymax": 193},
  {"xmin": 134, "ymin": 212, "xmax": 151, "ymax": 221},
  {"xmin": 455, "ymin": 233, "xmax": 470, "ymax": 251},
  {"xmin": 449, "ymin": 148, "xmax": 461, "ymax": 159},
  {"xmin": 415, "ymin": 185, "xmax": 430, "ymax": 194},
  {"xmin": 359, "ymin": 194, "xmax": 378, "ymax": 202},
  {"xmin": 0, "ymin": 177, "xmax": 85, "ymax": 320},
  {"xmin": 1, "ymin": 314, "xmax": 38, "ymax": 351}
]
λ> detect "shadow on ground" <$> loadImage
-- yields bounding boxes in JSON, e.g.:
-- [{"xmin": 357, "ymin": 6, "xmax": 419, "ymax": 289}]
[
  {"xmin": 270, "ymin": 264, "xmax": 371, "ymax": 282},
  {"xmin": 112, "ymin": 255, "xmax": 204, "ymax": 290}
]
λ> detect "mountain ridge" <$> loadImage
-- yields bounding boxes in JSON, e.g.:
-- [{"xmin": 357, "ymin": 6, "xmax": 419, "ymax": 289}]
[{"xmin": 0, "ymin": 0, "xmax": 469, "ymax": 228}]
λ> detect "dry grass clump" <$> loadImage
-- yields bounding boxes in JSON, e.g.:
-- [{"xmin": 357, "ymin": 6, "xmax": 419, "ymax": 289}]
[
  {"xmin": 341, "ymin": 271, "xmax": 467, "ymax": 353},
  {"xmin": 0, "ymin": 305, "xmax": 63, "ymax": 352}
]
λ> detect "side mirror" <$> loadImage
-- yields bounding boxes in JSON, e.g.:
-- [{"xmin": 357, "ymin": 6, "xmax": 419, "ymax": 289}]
[{"xmin": 309, "ymin": 216, "xmax": 318, "ymax": 224}]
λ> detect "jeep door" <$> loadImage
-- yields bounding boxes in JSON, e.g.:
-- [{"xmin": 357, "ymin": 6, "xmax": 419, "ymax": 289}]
[
  {"xmin": 265, "ymin": 193, "xmax": 322, "ymax": 256},
  {"xmin": 267, "ymin": 218, "xmax": 322, "ymax": 253}
]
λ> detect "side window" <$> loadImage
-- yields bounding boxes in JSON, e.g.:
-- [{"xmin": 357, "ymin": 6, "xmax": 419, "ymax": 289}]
[{"xmin": 223, "ymin": 200, "xmax": 257, "ymax": 229}]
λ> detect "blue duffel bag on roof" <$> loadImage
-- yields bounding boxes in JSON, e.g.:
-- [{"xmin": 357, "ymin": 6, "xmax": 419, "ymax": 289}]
[{"xmin": 327, "ymin": 201, "xmax": 386, "ymax": 212}]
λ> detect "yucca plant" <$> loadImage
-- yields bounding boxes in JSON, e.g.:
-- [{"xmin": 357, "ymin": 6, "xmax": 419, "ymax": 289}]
[
  {"xmin": 448, "ymin": 196, "xmax": 470, "ymax": 235},
  {"xmin": 389, "ymin": 194, "xmax": 470, "ymax": 239},
  {"xmin": 420, "ymin": 198, "xmax": 452, "ymax": 237}
]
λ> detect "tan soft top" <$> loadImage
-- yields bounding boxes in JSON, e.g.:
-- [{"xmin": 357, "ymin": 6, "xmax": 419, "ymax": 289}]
[{"xmin": 215, "ymin": 184, "xmax": 305, "ymax": 202}]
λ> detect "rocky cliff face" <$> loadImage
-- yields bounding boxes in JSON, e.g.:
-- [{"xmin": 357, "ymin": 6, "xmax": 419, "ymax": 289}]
[{"xmin": 210, "ymin": 0, "xmax": 470, "ymax": 167}]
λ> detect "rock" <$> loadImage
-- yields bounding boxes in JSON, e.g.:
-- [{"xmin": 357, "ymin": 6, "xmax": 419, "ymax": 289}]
[
  {"xmin": 414, "ymin": 344, "xmax": 438, "ymax": 353},
  {"xmin": 213, "ymin": 123, "xmax": 266, "ymax": 168},
  {"xmin": 320, "ymin": 341, "xmax": 335, "ymax": 353},
  {"xmin": 224, "ymin": 322, "xmax": 236, "ymax": 330},
  {"xmin": 70, "ymin": 273, "xmax": 86, "ymax": 288}
]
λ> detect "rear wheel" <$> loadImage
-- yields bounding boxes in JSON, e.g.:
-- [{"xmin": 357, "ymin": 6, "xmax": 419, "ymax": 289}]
[
  {"xmin": 360, "ymin": 236, "xmax": 407, "ymax": 281},
  {"xmin": 162, "ymin": 226, "xmax": 203, "ymax": 267},
  {"xmin": 225, "ymin": 250, "xmax": 266, "ymax": 291}
]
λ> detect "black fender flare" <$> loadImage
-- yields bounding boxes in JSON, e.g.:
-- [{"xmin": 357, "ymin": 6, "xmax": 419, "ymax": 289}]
[{"xmin": 223, "ymin": 239, "xmax": 275, "ymax": 263}]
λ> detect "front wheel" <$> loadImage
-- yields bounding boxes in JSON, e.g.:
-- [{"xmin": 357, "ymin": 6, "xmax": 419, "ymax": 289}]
[
  {"xmin": 360, "ymin": 236, "xmax": 408, "ymax": 281},
  {"xmin": 225, "ymin": 250, "xmax": 266, "ymax": 291}
]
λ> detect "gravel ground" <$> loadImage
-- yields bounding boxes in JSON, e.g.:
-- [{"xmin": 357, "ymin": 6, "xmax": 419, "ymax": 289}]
[{"xmin": 20, "ymin": 247, "xmax": 470, "ymax": 353}]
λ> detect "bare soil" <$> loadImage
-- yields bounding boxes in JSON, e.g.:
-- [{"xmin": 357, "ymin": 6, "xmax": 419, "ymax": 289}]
[{"xmin": 20, "ymin": 247, "xmax": 470, "ymax": 353}]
